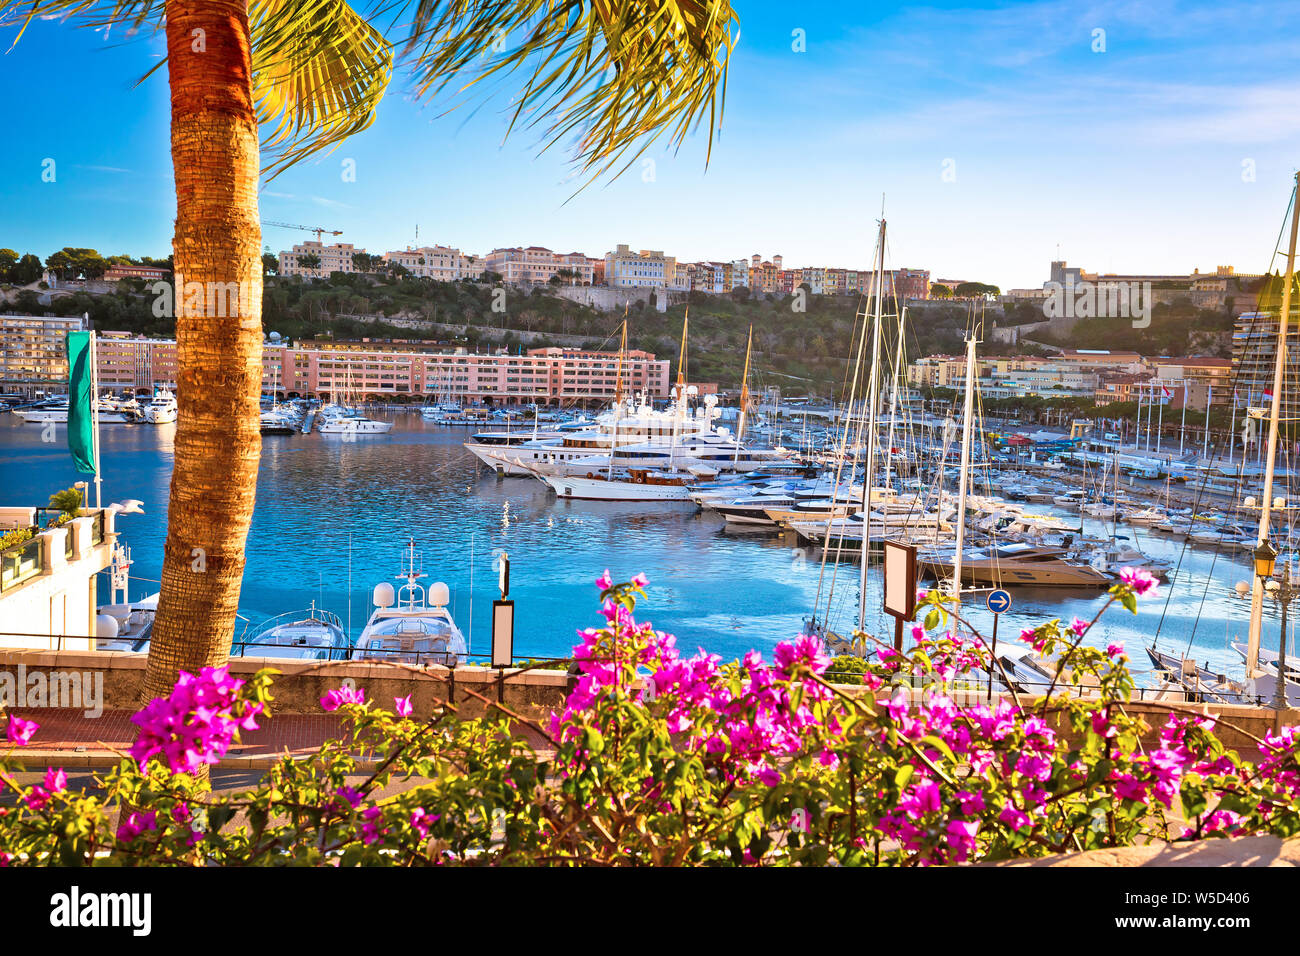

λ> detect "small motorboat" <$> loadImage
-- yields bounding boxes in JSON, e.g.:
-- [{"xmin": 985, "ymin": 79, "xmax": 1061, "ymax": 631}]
[{"xmin": 243, "ymin": 603, "xmax": 350, "ymax": 660}]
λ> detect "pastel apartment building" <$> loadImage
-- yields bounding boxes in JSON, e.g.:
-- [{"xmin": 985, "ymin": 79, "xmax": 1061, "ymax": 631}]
[
  {"xmin": 278, "ymin": 241, "xmax": 365, "ymax": 279},
  {"xmin": 102, "ymin": 264, "xmax": 170, "ymax": 282},
  {"xmin": 605, "ymin": 245, "xmax": 679, "ymax": 289},
  {"xmin": 382, "ymin": 246, "xmax": 485, "ymax": 281},
  {"xmin": 748, "ymin": 254, "xmax": 783, "ymax": 294},
  {"xmin": 265, "ymin": 343, "xmax": 667, "ymax": 404},
  {"xmin": 0, "ymin": 313, "xmax": 86, "ymax": 398},
  {"xmin": 484, "ymin": 246, "xmax": 594, "ymax": 286},
  {"xmin": 95, "ymin": 331, "xmax": 179, "ymax": 391},
  {"xmin": 78, "ymin": 335, "xmax": 668, "ymax": 406}
]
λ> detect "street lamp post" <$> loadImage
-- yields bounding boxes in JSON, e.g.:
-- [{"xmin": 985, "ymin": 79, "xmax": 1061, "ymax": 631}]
[
  {"xmin": 1255, "ymin": 539, "xmax": 1293, "ymax": 712},
  {"xmin": 1268, "ymin": 568, "xmax": 1296, "ymax": 713}
]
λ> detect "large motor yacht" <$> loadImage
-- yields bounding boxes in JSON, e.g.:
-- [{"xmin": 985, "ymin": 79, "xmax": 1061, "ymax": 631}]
[
  {"xmin": 318, "ymin": 414, "xmax": 393, "ymax": 435},
  {"xmin": 354, "ymin": 539, "xmax": 467, "ymax": 665},
  {"xmin": 470, "ymin": 390, "xmax": 791, "ymax": 477},
  {"xmin": 142, "ymin": 386, "xmax": 178, "ymax": 424}
]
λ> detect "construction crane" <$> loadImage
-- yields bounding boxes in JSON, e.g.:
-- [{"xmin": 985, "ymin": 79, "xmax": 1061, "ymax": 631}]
[{"xmin": 262, "ymin": 221, "xmax": 342, "ymax": 243}]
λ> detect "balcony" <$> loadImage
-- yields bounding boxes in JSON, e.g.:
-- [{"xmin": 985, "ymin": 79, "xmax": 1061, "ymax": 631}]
[
  {"xmin": 0, "ymin": 507, "xmax": 119, "ymax": 648},
  {"xmin": 1, "ymin": 534, "xmax": 43, "ymax": 592}
]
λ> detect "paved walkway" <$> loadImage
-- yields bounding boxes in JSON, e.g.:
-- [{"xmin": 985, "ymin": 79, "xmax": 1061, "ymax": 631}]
[
  {"xmin": 4, "ymin": 708, "xmax": 554, "ymax": 770},
  {"xmin": 5, "ymin": 708, "xmax": 349, "ymax": 770}
]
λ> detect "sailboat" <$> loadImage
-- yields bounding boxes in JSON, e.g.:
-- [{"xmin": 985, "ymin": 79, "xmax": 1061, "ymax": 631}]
[
  {"xmin": 317, "ymin": 360, "xmax": 393, "ymax": 434},
  {"xmin": 1149, "ymin": 171, "xmax": 1300, "ymax": 703}
]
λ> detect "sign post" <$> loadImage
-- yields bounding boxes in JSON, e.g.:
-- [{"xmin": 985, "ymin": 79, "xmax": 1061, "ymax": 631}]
[
  {"xmin": 491, "ymin": 553, "xmax": 514, "ymax": 686},
  {"xmin": 882, "ymin": 541, "xmax": 917, "ymax": 652},
  {"xmin": 985, "ymin": 588, "xmax": 1012, "ymax": 701}
]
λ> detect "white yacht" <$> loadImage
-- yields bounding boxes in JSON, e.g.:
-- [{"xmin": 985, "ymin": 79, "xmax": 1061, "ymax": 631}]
[
  {"xmin": 15, "ymin": 396, "xmax": 138, "ymax": 424},
  {"xmin": 469, "ymin": 390, "xmax": 791, "ymax": 477},
  {"xmin": 354, "ymin": 539, "xmax": 467, "ymax": 665},
  {"xmin": 95, "ymin": 543, "xmax": 156, "ymax": 652},
  {"xmin": 142, "ymin": 387, "xmax": 178, "ymax": 424},
  {"xmin": 542, "ymin": 468, "xmax": 696, "ymax": 502},
  {"xmin": 244, "ymin": 603, "xmax": 349, "ymax": 661},
  {"xmin": 96, "ymin": 592, "xmax": 158, "ymax": 652},
  {"xmin": 318, "ymin": 414, "xmax": 393, "ymax": 435}
]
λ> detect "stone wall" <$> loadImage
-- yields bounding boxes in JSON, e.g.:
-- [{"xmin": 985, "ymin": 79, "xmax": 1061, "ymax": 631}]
[
  {"xmin": 0, "ymin": 649, "xmax": 571, "ymax": 724},
  {"xmin": 2, "ymin": 650, "xmax": 1291, "ymax": 760}
]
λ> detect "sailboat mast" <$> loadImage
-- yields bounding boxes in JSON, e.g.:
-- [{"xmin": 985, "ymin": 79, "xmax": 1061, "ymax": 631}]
[
  {"xmin": 676, "ymin": 308, "xmax": 689, "ymax": 390},
  {"xmin": 950, "ymin": 328, "xmax": 980, "ymax": 635},
  {"xmin": 736, "ymin": 325, "xmax": 753, "ymax": 449},
  {"xmin": 1246, "ymin": 171, "xmax": 1300, "ymax": 676},
  {"xmin": 883, "ymin": 306, "xmax": 907, "ymax": 488},
  {"xmin": 608, "ymin": 318, "xmax": 627, "ymax": 482},
  {"xmin": 672, "ymin": 311, "xmax": 689, "ymax": 471},
  {"xmin": 857, "ymin": 219, "xmax": 888, "ymax": 632}
]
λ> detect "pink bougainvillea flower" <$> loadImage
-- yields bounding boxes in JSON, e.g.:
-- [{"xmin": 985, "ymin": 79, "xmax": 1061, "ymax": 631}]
[
  {"xmin": 1118, "ymin": 566, "xmax": 1159, "ymax": 597},
  {"xmin": 394, "ymin": 695, "xmax": 413, "ymax": 718},
  {"xmin": 595, "ymin": 569, "xmax": 613, "ymax": 590},
  {"xmin": 128, "ymin": 666, "xmax": 263, "ymax": 774},
  {"xmin": 1106, "ymin": 642, "xmax": 1125, "ymax": 658},
  {"xmin": 320, "ymin": 685, "xmax": 367, "ymax": 712},
  {"xmin": 631, "ymin": 572, "xmax": 649, "ymax": 588},
  {"xmin": 410, "ymin": 807, "xmax": 439, "ymax": 840},
  {"xmin": 45, "ymin": 766, "xmax": 67, "ymax": 793},
  {"xmin": 956, "ymin": 789, "xmax": 986, "ymax": 815},
  {"xmin": 4, "ymin": 715, "xmax": 38, "ymax": 746},
  {"xmin": 1070, "ymin": 617, "xmax": 1088, "ymax": 638},
  {"xmin": 998, "ymin": 802, "xmax": 1032, "ymax": 831},
  {"xmin": 24, "ymin": 766, "xmax": 67, "ymax": 812},
  {"xmin": 118, "ymin": 810, "xmax": 158, "ymax": 843},
  {"xmin": 360, "ymin": 805, "xmax": 386, "ymax": 845}
]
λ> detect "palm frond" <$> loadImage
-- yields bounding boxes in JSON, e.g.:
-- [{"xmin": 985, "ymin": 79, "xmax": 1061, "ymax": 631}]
[
  {"xmin": 251, "ymin": 0, "xmax": 394, "ymax": 177},
  {"xmin": 5, "ymin": 0, "xmax": 164, "ymax": 45},
  {"xmin": 9, "ymin": 0, "xmax": 392, "ymax": 180},
  {"xmin": 396, "ymin": 0, "xmax": 737, "ymax": 189}
]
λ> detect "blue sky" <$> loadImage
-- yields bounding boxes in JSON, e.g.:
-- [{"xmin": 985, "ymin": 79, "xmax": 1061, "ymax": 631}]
[{"xmin": 3, "ymin": 0, "xmax": 1300, "ymax": 289}]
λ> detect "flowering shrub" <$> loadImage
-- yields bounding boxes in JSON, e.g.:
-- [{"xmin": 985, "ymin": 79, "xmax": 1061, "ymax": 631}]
[{"xmin": 0, "ymin": 567, "xmax": 1298, "ymax": 865}]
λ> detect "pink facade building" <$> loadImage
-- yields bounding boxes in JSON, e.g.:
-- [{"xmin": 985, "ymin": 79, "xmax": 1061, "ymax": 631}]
[{"xmin": 93, "ymin": 335, "xmax": 668, "ymax": 405}]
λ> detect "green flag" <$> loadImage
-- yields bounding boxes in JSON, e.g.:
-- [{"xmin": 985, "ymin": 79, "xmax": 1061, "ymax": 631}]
[{"xmin": 67, "ymin": 330, "xmax": 96, "ymax": 475}]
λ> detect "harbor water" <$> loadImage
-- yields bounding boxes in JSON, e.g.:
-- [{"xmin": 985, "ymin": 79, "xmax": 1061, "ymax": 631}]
[{"xmin": 0, "ymin": 412, "xmax": 1273, "ymax": 680}]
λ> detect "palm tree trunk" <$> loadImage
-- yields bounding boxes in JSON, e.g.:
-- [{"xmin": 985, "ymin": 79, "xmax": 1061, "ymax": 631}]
[{"xmin": 140, "ymin": 0, "xmax": 263, "ymax": 703}]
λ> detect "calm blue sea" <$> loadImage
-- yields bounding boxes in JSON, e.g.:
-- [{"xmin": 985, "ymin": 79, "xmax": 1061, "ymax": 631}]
[{"xmin": 0, "ymin": 412, "xmax": 1267, "ymax": 679}]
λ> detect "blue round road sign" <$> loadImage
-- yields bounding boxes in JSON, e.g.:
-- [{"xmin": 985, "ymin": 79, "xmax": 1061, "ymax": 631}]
[{"xmin": 987, "ymin": 589, "xmax": 1012, "ymax": 614}]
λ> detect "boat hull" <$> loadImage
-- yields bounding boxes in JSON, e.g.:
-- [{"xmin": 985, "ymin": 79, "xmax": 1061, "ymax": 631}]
[
  {"xmin": 543, "ymin": 474, "xmax": 693, "ymax": 501},
  {"xmin": 920, "ymin": 559, "xmax": 1110, "ymax": 588}
]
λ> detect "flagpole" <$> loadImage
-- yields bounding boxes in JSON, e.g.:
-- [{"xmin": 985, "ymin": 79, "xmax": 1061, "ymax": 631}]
[
  {"xmin": 1179, "ymin": 382, "xmax": 1187, "ymax": 456},
  {"xmin": 1156, "ymin": 387, "xmax": 1164, "ymax": 453},
  {"xmin": 1202, "ymin": 383, "xmax": 1212, "ymax": 461},
  {"xmin": 90, "ymin": 324, "xmax": 102, "ymax": 509},
  {"xmin": 1246, "ymin": 171, "xmax": 1300, "ymax": 681},
  {"xmin": 1229, "ymin": 389, "xmax": 1237, "ymax": 466}
]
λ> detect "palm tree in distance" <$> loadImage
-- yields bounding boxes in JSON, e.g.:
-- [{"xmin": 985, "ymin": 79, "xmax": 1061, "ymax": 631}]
[{"xmin": 11, "ymin": 0, "xmax": 739, "ymax": 703}]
